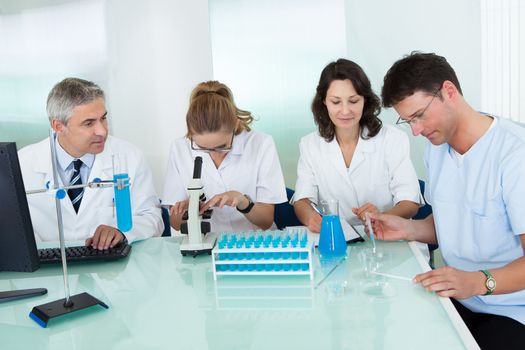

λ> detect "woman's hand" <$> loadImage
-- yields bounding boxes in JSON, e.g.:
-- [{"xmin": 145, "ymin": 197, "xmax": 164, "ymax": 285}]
[
  {"xmin": 200, "ymin": 191, "xmax": 245, "ymax": 212},
  {"xmin": 170, "ymin": 199, "xmax": 190, "ymax": 215},
  {"xmin": 352, "ymin": 203, "xmax": 379, "ymax": 222},
  {"xmin": 306, "ymin": 212, "xmax": 322, "ymax": 233}
]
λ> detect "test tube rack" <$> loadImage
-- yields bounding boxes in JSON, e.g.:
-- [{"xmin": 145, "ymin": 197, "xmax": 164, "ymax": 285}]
[{"xmin": 211, "ymin": 229, "xmax": 314, "ymax": 280}]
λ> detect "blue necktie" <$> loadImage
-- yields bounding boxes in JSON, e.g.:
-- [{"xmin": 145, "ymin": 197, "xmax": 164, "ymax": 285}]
[{"xmin": 68, "ymin": 159, "xmax": 84, "ymax": 213}]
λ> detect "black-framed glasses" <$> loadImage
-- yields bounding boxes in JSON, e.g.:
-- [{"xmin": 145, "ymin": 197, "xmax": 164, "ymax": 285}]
[
  {"xmin": 190, "ymin": 132, "xmax": 235, "ymax": 153},
  {"xmin": 396, "ymin": 88, "xmax": 441, "ymax": 126}
]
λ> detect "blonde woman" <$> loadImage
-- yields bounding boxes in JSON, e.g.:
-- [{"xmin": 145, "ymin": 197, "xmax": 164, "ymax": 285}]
[{"xmin": 162, "ymin": 81, "xmax": 287, "ymax": 232}]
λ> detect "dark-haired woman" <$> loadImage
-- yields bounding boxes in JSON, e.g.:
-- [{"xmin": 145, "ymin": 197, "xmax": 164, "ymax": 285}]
[{"xmin": 292, "ymin": 59, "xmax": 422, "ymax": 233}]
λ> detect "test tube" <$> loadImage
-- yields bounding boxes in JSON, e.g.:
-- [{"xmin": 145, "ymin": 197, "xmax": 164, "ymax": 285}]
[
  {"xmin": 264, "ymin": 233, "xmax": 272, "ymax": 248},
  {"xmin": 272, "ymin": 236, "xmax": 281, "ymax": 259},
  {"xmin": 365, "ymin": 212, "xmax": 377, "ymax": 254},
  {"xmin": 300, "ymin": 230, "xmax": 308, "ymax": 248}
]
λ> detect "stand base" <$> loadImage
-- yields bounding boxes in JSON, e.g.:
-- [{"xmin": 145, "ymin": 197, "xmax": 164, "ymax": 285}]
[
  {"xmin": 180, "ymin": 232, "xmax": 217, "ymax": 257},
  {"xmin": 29, "ymin": 292, "xmax": 108, "ymax": 328}
]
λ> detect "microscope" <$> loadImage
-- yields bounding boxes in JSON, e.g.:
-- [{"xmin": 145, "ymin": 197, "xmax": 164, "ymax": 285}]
[{"xmin": 180, "ymin": 156, "xmax": 217, "ymax": 257}]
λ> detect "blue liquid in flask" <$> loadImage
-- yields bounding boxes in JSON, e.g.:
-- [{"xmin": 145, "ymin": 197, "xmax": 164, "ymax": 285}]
[{"xmin": 318, "ymin": 215, "xmax": 346, "ymax": 258}]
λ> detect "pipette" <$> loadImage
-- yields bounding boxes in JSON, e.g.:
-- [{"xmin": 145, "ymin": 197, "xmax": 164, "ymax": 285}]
[
  {"xmin": 365, "ymin": 212, "xmax": 376, "ymax": 254},
  {"xmin": 370, "ymin": 271, "xmax": 412, "ymax": 282}
]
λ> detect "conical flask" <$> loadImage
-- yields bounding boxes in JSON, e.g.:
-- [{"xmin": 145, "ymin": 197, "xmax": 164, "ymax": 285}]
[{"xmin": 318, "ymin": 199, "xmax": 347, "ymax": 258}]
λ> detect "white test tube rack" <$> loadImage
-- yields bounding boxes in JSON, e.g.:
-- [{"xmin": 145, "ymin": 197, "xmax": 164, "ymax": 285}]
[{"xmin": 211, "ymin": 229, "xmax": 314, "ymax": 280}]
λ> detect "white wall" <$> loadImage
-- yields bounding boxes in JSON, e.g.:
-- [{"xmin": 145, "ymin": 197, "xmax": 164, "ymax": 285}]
[
  {"xmin": 105, "ymin": 0, "xmax": 213, "ymax": 194},
  {"xmin": 209, "ymin": 0, "xmax": 347, "ymax": 187},
  {"xmin": 0, "ymin": 0, "xmax": 213, "ymax": 195},
  {"xmin": 1, "ymin": 0, "xmax": 483, "ymax": 189},
  {"xmin": 0, "ymin": 0, "xmax": 108, "ymax": 147},
  {"xmin": 345, "ymin": 0, "xmax": 481, "ymax": 179}
]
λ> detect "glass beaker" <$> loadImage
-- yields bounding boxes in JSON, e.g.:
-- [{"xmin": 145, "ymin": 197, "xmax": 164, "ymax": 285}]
[{"xmin": 318, "ymin": 199, "xmax": 347, "ymax": 258}]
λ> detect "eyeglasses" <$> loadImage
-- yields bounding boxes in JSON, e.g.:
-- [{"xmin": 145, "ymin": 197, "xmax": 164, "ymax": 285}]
[
  {"xmin": 396, "ymin": 89, "xmax": 441, "ymax": 126},
  {"xmin": 190, "ymin": 132, "xmax": 235, "ymax": 153}
]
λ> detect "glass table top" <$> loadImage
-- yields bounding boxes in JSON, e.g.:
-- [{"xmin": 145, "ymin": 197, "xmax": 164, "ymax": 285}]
[{"xmin": 0, "ymin": 235, "xmax": 477, "ymax": 349}]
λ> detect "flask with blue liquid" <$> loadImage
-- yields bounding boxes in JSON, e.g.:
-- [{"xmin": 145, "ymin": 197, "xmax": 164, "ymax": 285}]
[{"xmin": 318, "ymin": 199, "xmax": 346, "ymax": 258}]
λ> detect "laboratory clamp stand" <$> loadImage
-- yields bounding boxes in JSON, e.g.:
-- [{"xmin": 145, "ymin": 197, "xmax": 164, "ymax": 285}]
[
  {"xmin": 179, "ymin": 156, "xmax": 217, "ymax": 257},
  {"xmin": 28, "ymin": 130, "xmax": 133, "ymax": 327}
]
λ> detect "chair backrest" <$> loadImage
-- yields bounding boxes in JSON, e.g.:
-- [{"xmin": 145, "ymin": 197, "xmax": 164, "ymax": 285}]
[
  {"xmin": 161, "ymin": 206, "xmax": 171, "ymax": 237},
  {"xmin": 413, "ymin": 180, "xmax": 432, "ymax": 220},
  {"xmin": 274, "ymin": 188, "xmax": 302, "ymax": 229},
  {"xmin": 414, "ymin": 180, "xmax": 438, "ymax": 253}
]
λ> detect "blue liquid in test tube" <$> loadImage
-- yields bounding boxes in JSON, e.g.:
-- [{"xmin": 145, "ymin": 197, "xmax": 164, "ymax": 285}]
[{"xmin": 113, "ymin": 173, "xmax": 133, "ymax": 232}]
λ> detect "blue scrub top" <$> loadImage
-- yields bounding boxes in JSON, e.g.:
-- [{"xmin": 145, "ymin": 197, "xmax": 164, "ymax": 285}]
[{"xmin": 424, "ymin": 116, "xmax": 525, "ymax": 325}]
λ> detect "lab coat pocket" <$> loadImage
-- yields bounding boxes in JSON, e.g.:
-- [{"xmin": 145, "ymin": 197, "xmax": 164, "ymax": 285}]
[
  {"xmin": 96, "ymin": 205, "xmax": 117, "ymax": 227},
  {"xmin": 371, "ymin": 179, "xmax": 393, "ymax": 211}
]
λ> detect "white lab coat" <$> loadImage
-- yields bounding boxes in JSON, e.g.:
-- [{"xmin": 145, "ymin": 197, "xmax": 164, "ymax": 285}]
[
  {"xmin": 293, "ymin": 125, "xmax": 422, "ymax": 225},
  {"xmin": 18, "ymin": 136, "xmax": 164, "ymax": 242},
  {"xmin": 162, "ymin": 130, "xmax": 287, "ymax": 232}
]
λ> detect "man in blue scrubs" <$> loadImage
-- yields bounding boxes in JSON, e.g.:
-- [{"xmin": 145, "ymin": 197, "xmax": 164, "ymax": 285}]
[{"xmin": 374, "ymin": 52, "xmax": 525, "ymax": 349}]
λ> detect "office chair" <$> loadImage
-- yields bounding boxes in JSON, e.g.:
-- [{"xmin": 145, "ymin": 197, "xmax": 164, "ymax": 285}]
[
  {"xmin": 161, "ymin": 206, "xmax": 171, "ymax": 237},
  {"xmin": 274, "ymin": 188, "xmax": 302, "ymax": 229},
  {"xmin": 414, "ymin": 180, "xmax": 438, "ymax": 268}
]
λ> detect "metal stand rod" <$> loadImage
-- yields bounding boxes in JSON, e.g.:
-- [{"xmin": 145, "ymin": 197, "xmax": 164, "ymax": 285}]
[
  {"xmin": 28, "ymin": 130, "xmax": 111, "ymax": 327},
  {"xmin": 48, "ymin": 130, "xmax": 72, "ymax": 307},
  {"xmin": 25, "ymin": 181, "xmax": 115, "ymax": 195}
]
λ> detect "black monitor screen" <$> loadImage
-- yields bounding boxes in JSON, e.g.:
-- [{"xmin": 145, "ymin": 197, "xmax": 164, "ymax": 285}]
[{"xmin": 0, "ymin": 142, "xmax": 40, "ymax": 272}]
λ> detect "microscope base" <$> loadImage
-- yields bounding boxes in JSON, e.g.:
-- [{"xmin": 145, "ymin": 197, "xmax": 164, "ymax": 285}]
[{"xmin": 180, "ymin": 232, "xmax": 218, "ymax": 257}]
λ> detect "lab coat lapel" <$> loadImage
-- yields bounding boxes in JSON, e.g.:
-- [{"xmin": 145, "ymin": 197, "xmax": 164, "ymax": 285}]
[
  {"xmin": 348, "ymin": 135, "xmax": 375, "ymax": 176},
  {"xmin": 322, "ymin": 133, "xmax": 376, "ymax": 189},
  {"xmin": 33, "ymin": 139, "xmax": 77, "ymax": 216},
  {"xmin": 323, "ymin": 138, "xmax": 353, "ymax": 187},
  {"xmin": 80, "ymin": 144, "xmax": 114, "ymax": 215},
  {"xmin": 216, "ymin": 130, "xmax": 245, "ymax": 171},
  {"xmin": 347, "ymin": 146, "xmax": 364, "ymax": 175},
  {"xmin": 33, "ymin": 142, "xmax": 55, "ymax": 189}
]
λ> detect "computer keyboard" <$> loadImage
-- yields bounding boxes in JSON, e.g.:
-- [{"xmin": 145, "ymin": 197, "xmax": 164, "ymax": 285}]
[{"xmin": 38, "ymin": 242, "xmax": 131, "ymax": 264}]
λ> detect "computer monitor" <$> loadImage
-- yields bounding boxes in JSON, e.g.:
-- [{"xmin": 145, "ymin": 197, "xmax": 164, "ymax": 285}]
[{"xmin": 0, "ymin": 142, "xmax": 40, "ymax": 272}]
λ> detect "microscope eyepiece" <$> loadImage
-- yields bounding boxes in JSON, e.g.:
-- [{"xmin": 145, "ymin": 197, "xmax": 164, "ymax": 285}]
[{"xmin": 192, "ymin": 156, "xmax": 203, "ymax": 179}]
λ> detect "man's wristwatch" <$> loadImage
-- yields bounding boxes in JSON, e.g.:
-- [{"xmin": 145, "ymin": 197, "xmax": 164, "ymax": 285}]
[
  {"xmin": 480, "ymin": 270, "xmax": 496, "ymax": 295},
  {"xmin": 237, "ymin": 194, "xmax": 255, "ymax": 214}
]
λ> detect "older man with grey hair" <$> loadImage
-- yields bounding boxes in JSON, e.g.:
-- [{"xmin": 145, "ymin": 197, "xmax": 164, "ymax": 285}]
[{"xmin": 19, "ymin": 78, "xmax": 163, "ymax": 249}]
